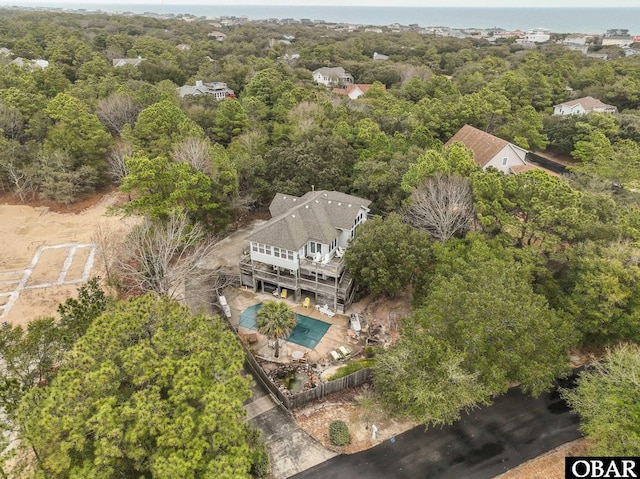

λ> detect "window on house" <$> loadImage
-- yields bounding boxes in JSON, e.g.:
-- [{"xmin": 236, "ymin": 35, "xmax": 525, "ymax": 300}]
[
  {"xmin": 309, "ymin": 242, "xmax": 320, "ymax": 254},
  {"xmin": 502, "ymin": 157, "xmax": 508, "ymax": 166},
  {"xmin": 251, "ymin": 243, "xmax": 257, "ymax": 252},
  {"xmin": 287, "ymin": 251, "xmax": 294, "ymax": 261},
  {"xmin": 273, "ymin": 247, "xmax": 280, "ymax": 258},
  {"xmin": 258, "ymin": 244, "xmax": 265, "ymax": 254},
  {"xmin": 265, "ymin": 245, "xmax": 272, "ymax": 255}
]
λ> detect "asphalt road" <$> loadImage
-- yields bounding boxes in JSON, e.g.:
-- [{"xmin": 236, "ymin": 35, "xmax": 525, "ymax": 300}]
[{"xmin": 292, "ymin": 375, "xmax": 582, "ymax": 479}]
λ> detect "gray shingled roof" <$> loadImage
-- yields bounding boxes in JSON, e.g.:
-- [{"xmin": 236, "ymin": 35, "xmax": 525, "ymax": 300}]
[{"xmin": 249, "ymin": 191, "xmax": 371, "ymax": 251}]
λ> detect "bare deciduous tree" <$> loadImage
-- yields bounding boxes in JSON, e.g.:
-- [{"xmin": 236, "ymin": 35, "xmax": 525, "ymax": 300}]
[
  {"xmin": 113, "ymin": 211, "xmax": 219, "ymax": 300},
  {"xmin": 0, "ymin": 159, "xmax": 36, "ymax": 202},
  {"xmin": 106, "ymin": 140, "xmax": 133, "ymax": 184},
  {"xmin": 92, "ymin": 219, "xmax": 131, "ymax": 287},
  {"xmin": 171, "ymin": 137, "xmax": 212, "ymax": 175},
  {"xmin": 97, "ymin": 93, "xmax": 141, "ymax": 136},
  {"xmin": 398, "ymin": 65, "xmax": 432, "ymax": 84},
  {"xmin": 403, "ymin": 174, "xmax": 475, "ymax": 242}
]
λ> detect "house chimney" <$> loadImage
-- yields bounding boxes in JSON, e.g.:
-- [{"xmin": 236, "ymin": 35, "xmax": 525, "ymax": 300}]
[
  {"xmin": 195, "ymin": 80, "xmax": 203, "ymax": 87},
  {"xmin": 311, "ymin": 184, "xmax": 315, "ymax": 191}
]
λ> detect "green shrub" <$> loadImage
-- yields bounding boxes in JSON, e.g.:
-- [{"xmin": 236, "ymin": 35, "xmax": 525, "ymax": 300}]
[
  {"xmin": 364, "ymin": 346, "xmax": 377, "ymax": 358},
  {"xmin": 248, "ymin": 429, "xmax": 270, "ymax": 477},
  {"xmin": 328, "ymin": 420, "xmax": 351, "ymax": 446},
  {"xmin": 328, "ymin": 359, "xmax": 375, "ymax": 380},
  {"xmin": 250, "ymin": 446, "xmax": 269, "ymax": 478}
]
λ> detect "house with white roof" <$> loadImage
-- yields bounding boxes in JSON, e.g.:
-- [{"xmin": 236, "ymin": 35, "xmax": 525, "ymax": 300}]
[
  {"xmin": 239, "ymin": 190, "xmax": 371, "ymax": 312},
  {"xmin": 553, "ymin": 96, "xmax": 618, "ymax": 115},
  {"xmin": 523, "ymin": 28, "xmax": 551, "ymax": 43},
  {"xmin": 112, "ymin": 57, "xmax": 145, "ymax": 68},
  {"xmin": 11, "ymin": 57, "xmax": 48, "ymax": 69}
]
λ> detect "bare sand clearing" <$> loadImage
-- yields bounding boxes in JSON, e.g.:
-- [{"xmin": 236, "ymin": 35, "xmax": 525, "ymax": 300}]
[{"xmin": 0, "ymin": 193, "xmax": 128, "ymax": 327}]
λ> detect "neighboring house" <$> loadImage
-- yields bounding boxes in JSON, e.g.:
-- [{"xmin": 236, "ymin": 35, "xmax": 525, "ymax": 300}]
[
  {"xmin": 0, "ymin": 47, "xmax": 12, "ymax": 56},
  {"xmin": 177, "ymin": 80, "xmax": 235, "ymax": 99},
  {"xmin": 208, "ymin": 31, "xmax": 227, "ymax": 41},
  {"xmin": 240, "ymin": 190, "xmax": 371, "ymax": 313},
  {"xmin": 332, "ymin": 83, "xmax": 384, "ymax": 100},
  {"xmin": 282, "ymin": 52, "xmax": 300, "ymax": 62},
  {"xmin": 176, "ymin": 43, "xmax": 191, "ymax": 51},
  {"xmin": 10, "ymin": 57, "xmax": 48, "ymax": 69},
  {"xmin": 312, "ymin": 67, "xmax": 354, "ymax": 87},
  {"xmin": 112, "ymin": 57, "xmax": 145, "ymax": 68},
  {"xmin": 523, "ymin": 28, "xmax": 551, "ymax": 43},
  {"xmin": 372, "ymin": 52, "xmax": 389, "ymax": 61},
  {"xmin": 553, "ymin": 96, "xmax": 618, "ymax": 115},
  {"xmin": 602, "ymin": 28, "xmax": 632, "ymax": 47},
  {"xmin": 445, "ymin": 124, "xmax": 531, "ymax": 175}
]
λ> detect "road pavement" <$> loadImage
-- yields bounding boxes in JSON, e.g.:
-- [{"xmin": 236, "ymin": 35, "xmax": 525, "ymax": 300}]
[{"xmin": 292, "ymin": 375, "xmax": 581, "ymax": 479}]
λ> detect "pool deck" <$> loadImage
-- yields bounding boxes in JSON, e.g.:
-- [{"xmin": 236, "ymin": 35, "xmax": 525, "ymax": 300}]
[{"xmin": 224, "ymin": 287, "xmax": 363, "ymax": 367}]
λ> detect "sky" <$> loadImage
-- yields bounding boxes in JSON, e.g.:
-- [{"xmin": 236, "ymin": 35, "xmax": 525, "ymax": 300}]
[{"xmin": 17, "ymin": 0, "xmax": 640, "ymax": 6}]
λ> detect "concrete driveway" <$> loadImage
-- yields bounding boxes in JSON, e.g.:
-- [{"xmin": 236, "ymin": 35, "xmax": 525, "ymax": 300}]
[
  {"xmin": 291, "ymin": 375, "xmax": 581, "ymax": 479},
  {"xmin": 244, "ymin": 379, "xmax": 336, "ymax": 479}
]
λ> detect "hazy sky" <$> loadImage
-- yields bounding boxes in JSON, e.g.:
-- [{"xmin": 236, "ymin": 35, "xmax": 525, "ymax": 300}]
[{"xmin": 25, "ymin": 0, "xmax": 640, "ymax": 6}]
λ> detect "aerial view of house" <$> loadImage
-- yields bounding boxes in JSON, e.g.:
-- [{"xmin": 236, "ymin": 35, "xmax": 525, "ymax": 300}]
[
  {"xmin": 240, "ymin": 190, "xmax": 370, "ymax": 313},
  {"xmin": 445, "ymin": 124, "xmax": 538, "ymax": 175},
  {"xmin": 312, "ymin": 66, "xmax": 355, "ymax": 87},
  {"xmin": 553, "ymin": 96, "xmax": 619, "ymax": 115}
]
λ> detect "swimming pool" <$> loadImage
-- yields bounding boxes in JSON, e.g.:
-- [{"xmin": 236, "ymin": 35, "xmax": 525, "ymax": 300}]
[{"xmin": 239, "ymin": 303, "xmax": 331, "ymax": 350}]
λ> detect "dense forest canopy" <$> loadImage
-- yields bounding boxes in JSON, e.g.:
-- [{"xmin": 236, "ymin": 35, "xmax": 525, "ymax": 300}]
[{"xmin": 1, "ymin": 7, "xmax": 640, "ymax": 468}]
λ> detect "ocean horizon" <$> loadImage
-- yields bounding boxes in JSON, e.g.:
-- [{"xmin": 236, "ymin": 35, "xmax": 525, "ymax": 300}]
[{"xmin": 1, "ymin": 3, "xmax": 639, "ymax": 34}]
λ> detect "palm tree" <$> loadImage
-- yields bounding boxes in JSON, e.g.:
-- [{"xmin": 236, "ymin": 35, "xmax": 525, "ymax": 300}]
[{"xmin": 256, "ymin": 301, "xmax": 297, "ymax": 358}]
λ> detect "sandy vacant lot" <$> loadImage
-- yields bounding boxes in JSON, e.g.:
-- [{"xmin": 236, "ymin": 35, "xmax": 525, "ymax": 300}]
[{"xmin": 0, "ymin": 192, "xmax": 128, "ymax": 327}]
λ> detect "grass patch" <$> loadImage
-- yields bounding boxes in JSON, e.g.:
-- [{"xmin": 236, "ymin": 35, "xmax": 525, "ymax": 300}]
[{"xmin": 327, "ymin": 359, "xmax": 375, "ymax": 381}]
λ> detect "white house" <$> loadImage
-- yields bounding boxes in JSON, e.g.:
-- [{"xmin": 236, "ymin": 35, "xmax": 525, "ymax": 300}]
[
  {"xmin": 553, "ymin": 96, "xmax": 618, "ymax": 115},
  {"xmin": 523, "ymin": 28, "xmax": 551, "ymax": 43},
  {"xmin": 602, "ymin": 29, "xmax": 632, "ymax": 47},
  {"xmin": 372, "ymin": 52, "xmax": 389, "ymax": 61},
  {"xmin": 312, "ymin": 67, "xmax": 354, "ymax": 87},
  {"xmin": 11, "ymin": 57, "xmax": 48, "ymax": 69},
  {"xmin": 445, "ymin": 124, "xmax": 534, "ymax": 175},
  {"xmin": 112, "ymin": 57, "xmax": 145, "ymax": 68},
  {"xmin": 177, "ymin": 80, "xmax": 235, "ymax": 100},
  {"xmin": 240, "ymin": 190, "xmax": 371, "ymax": 312}
]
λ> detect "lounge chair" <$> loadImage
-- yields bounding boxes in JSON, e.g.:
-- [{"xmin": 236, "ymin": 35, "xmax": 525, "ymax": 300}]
[
  {"xmin": 281, "ymin": 289, "xmax": 288, "ymax": 299},
  {"xmin": 335, "ymin": 246, "xmax": 345, "ymax": 258},
  {"xmin": 302, "ymin": 297, "xmax": 311, "ymax": 308},
  {"xmin": 330, "ymin": 350, "xmax": 342, "ymax": 361},
  {"xmin": 339, "ymin": 345, "xmax": 351, "ymax": 357}
]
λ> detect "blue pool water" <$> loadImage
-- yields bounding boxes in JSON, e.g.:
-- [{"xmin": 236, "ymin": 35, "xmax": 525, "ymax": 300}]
[{"xmin": 239, "ymin": 303, "xmax": 331, "ymax": 350}]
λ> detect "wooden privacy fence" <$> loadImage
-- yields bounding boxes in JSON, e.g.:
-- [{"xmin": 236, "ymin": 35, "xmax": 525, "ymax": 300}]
[
  {"xmin": 286, "ymin": 367, "xmax": 372, "ymax": 410},
  {"xmin": 243, "ymin": 338, "xmax": 373, "ymax": 411},
  {"xmin": 218, "ymin": 298, "xmax": 372, "ymax": 411}
]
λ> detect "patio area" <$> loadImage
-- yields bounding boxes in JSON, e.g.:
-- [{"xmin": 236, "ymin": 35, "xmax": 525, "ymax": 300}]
[{"xmin": 223, "ymin": 287, "xmax": 362, "ymax": 369}]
